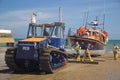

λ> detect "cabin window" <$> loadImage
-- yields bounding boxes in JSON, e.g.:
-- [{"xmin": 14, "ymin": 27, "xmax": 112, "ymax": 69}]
[
  {"xmin": 35, "ymin": 27, "xmax": 42, "ymax": 37},
  {"xmin": 95, "ymin": 32, "xmax": 99, "ymax": 36},
  {"xmin": 27, "ymin": 25, "xmax": 43, "ymax": 37},
  {"xmin": 52, "ymin": 26, "xmax": 64, "ymax": 38},
  {"xmin": 86, "ymin": 31, "xmax": 90, "ymax": 36},
  {"xmin": 43, "ymin": 27, "xmax": 53, "ymax": 36},
  {"xmin": 27, "ymin": 26, "xmax": 33, "ymax": 38},
  {"xmin": 93, "ymin": 32, "xmax": 95, "ymax": 35}
]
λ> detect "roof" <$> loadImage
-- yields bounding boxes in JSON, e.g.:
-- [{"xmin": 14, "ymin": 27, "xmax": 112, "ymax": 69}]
[{"xmin": 0, "ymin": 29, "xmax": 11, "ymax": 33}]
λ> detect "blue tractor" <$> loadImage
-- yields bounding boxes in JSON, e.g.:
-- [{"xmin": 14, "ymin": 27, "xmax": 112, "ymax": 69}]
[{"xmin": 5, "ymin": 13, "xmax": 67, "ymax": 74}]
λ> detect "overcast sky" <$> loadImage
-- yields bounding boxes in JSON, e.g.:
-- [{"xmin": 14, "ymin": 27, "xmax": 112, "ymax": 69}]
[{"xmin": 0, "ymin": 0, "xmax": 120, "ymax": 39}]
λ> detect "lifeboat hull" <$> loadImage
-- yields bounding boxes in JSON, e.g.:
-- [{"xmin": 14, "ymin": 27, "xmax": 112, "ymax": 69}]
[{"xmin": 69, "ymin": 36, "xmax": 106, "ymax": 50}]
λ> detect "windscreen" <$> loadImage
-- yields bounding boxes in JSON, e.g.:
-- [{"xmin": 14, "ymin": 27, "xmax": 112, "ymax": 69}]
[{"xmin": 27, "ymin": 24, "xmax": 53, "ymax": 38}]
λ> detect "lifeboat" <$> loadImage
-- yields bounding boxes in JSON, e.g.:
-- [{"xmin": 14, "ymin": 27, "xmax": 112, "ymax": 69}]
[{"xmin": 68, "ymin": 19, "xmax": 108, "ymax": 51}]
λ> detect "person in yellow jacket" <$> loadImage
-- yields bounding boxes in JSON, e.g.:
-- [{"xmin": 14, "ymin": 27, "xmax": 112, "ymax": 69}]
[
  {"xmin": 113, "ymin": 44, "xmax": 119, "ymax": 60},
  {"xmin": 75, "ymin": 42, "xmax": 81, "ymax": 62},
  {"xmin": 82, "ymin": 43, "xmax": 94, "ymax": 62}
]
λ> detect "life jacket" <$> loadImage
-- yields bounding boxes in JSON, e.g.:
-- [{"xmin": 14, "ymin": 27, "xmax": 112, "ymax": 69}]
[
  {"xmin": 85, "ymin": 48, "xmax": 90, "ymax": 54},
  {"xmin": 113, "ymin": 46, "xmax": 119, "ymax": 53},
  {"xmin": 75, "ymin": 44, "xmax": 81, "ymax": 52}
]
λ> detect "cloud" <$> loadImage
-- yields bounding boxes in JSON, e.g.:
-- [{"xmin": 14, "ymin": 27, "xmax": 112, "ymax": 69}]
[
  {"xmin": 0, "ymin": 7, "xmax": 59, "ymax": 38},
  {"xmin": 36, "ymin": 12, "xmax": 55, "ymax": 21},
  {"xmin": 1, "ymin": 1, "xmax": 117, "ymax": 29},
  {"xmin": 0, "ymin": 9, "xmax": 56, "ymax": 28}
]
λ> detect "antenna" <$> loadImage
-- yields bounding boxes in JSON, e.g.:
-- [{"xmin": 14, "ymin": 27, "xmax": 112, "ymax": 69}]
[
  {"xmin": 96, "ymin": 16, "xmax": 98, "ymax": 21},
  {"xmin": 103, "ymin": 14, "xmax": 105, "ymax": 30},
  {"xmin": 85, "ymin": 11, "xmax": 89, "ymax": 27},
  {"xmin": 59, "ymin": 7, "xmax": 62, "ymax": 22},
  {"xmin": 103, "ymin": 0, "xmax": 106, "ymax": 30},
  {"xmin": 68, "ymin": 28, "xmax": 71, "ymax": 36},
  {"xmin": 82, "ymin": 12, "xmax": 86, "ymax": 26}
]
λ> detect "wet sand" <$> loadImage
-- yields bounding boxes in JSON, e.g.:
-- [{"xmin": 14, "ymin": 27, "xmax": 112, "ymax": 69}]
[{"xmin": 0, "ymin": 47, "xmax": 120, "ymax": 80}]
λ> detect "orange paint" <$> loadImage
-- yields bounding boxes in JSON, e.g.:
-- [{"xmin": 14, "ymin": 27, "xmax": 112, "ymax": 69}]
[{"xmin": 20, "ymin": 37, "xmax": 47, "ymax": 42}]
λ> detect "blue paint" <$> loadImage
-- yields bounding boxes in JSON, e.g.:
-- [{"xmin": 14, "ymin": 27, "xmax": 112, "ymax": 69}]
[
  {"xmin": 15, "ymin": 39, "xmax": 48, "ymax": 64},
  {"xmin": 50, "ymin": 38, "xmax": 65, "ymax": 48}
]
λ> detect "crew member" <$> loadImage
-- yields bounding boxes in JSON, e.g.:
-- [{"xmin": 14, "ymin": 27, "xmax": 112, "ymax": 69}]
[
  {"xmin": 113, "ymin": 44, "xmax": 119, "ymax": 60},
  {"xmin": 75, "ymin": 42, "xmax": 81, "ymax": 62},
  {"xmin": 82, "ymin": 43, "xmax": 93, "ymax": 62},
  {"xmin": 43, "ymin": 28, "xmax": 49, "ymax": 36}
]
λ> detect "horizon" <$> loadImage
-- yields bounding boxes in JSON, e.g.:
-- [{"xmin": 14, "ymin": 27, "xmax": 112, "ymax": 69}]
[{"xmin": 0, "ymin": 0, "xmax": 120, "ymax": 39}]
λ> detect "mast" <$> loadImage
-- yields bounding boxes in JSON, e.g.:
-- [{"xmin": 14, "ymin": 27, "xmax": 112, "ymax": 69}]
[
  {"xmin": 103, "ymin": 0, "xmax": 106, "ymax": 30},
  {"xmin": 103, "ymin": 14, "xmax": 105, "ymax": 30},
  {"xmin": 59, "ymin": 7, "xmax": 62, "ymax": 22},
  {"xmin": 85, "ymin": 11, "xmax": 89, "ymax": 27}
]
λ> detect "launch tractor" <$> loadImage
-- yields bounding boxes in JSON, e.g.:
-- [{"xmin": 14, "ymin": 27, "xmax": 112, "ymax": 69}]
[{"xmin": 5, "ymin": 13, "xmax": 67, "ymax": 74}]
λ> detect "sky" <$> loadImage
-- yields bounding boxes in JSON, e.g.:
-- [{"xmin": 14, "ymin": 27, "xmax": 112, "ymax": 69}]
[{"xmin": 0, "ymin": 0, "xmax": 120, "ymax": 40}]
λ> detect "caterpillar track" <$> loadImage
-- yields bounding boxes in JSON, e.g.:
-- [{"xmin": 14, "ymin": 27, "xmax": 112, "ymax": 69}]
[
  {"xmin": 5, "ymin": 47, "xmax": 67, "ymax": 74},
  {"xmin": 5, "ymin": 48, "xmax": 23, "ymax": 72}
]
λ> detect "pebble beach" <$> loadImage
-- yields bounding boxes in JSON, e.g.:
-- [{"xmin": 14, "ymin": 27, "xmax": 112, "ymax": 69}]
[{"xmin": 0, "ymin": 47, "xmax": 120, "ymax": 80}]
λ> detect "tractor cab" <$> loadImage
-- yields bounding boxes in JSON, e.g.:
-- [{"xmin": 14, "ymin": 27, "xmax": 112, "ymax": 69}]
[
  {"xmin": 27, "ymin": 22, "xmax": 65, "ymax": 38},
  {"xmin": 26, "ymin": 22, "xmax": 65, "ymax": 48}
]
